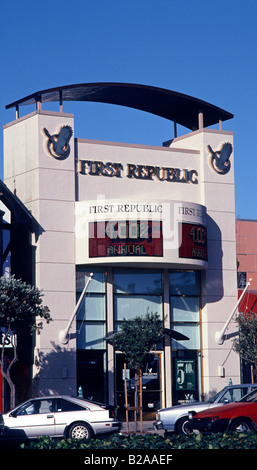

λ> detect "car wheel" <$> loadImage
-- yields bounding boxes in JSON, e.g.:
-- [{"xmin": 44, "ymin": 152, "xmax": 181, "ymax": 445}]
[
  {"xmin": 176, "ymin": 417, "xmax": 191, "ymax": 436},
  {"xmin": 68, "ymin": 422, "xmax": 93, "ymax": 440},
  {"xmin": 229, "ymin": 418, "xmax": 253, "ymax": 433}
]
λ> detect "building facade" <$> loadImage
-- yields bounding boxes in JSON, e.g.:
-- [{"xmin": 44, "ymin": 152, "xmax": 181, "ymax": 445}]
[{"xmin": 3, "ymin": 83, "xmax": 239, "ymax": 416}]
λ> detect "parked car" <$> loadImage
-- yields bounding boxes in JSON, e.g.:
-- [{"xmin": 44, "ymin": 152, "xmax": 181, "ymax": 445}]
[
  {"xmin": 153, "ymin": 383, "xmax": 257, "ymax": 436},
  {"xmin": 2, "ymin": 395, "xmax": 121, "ymax": 440},
  {"xmin": 0, "ymin": 412, "xmax": 6, "ymax": 437},
  {"xmin": 187, "ymin": 387, "xmax": 257, "ymax": 434}
]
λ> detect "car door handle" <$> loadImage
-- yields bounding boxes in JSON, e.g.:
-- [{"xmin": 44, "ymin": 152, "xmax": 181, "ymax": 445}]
[{"xmin": 47, "ymin": 415, "xmax": 54, "ymax": 418}]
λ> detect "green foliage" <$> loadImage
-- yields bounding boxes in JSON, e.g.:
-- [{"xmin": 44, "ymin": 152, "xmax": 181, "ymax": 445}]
[
  {"xmin": 108, "ymin": 312, "xmax": 163, "ymax": 370},
  {"xmin": 0, "ymin": 276, "xmax": 52, "ymax": 334},
  {"xmin": 0, "ymin": 276, "xmax": 52, "ymax": 408},
  {"xmin": 21, "ymin": 431, "xmax": 257, "ymax": 449},
  {"xmin": 233, "ymin": 313, "xmax": 257, "ymax": 368}
]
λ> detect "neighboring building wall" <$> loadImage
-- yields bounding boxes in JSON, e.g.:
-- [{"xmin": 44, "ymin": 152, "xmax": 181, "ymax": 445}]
[{"xmin": 236, "ymin": 219, "xmax": 257, "ymax": 289}]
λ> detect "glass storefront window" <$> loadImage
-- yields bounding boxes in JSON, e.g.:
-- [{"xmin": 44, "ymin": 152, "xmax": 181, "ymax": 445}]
[
  {"xmin": 170, "ymin": 271, "xmax": 201, "ymax": 403},
  {"xmin": 171, "ymin": 324, "xmax": 201, "ymax": 350},
  {"xmin": 76, "ymin": 267, "xmax": 106, "ymax": 350},
  {"xmin": 77, "ymin": 322, "xmax": 106, "ymax": 349},
  {"xmin": 115, "ymin": 295, "xmax": 163, "ymax": 322},
  {"xmin": 77, "ymin": 295, "xmax": 105, "ymax": 321},
  {"xmin": 75, "ymin": 267, "xmax": 202, "ymax": 406},
  {"xmin": 170, "ymin": 271, "xmax": 199, "ymax": 296},
  {"xmin": 170, "ymin": 271, "xmax": 201, "ymax": 351},
  {"xmin": 76, "ymin": 267, "xmax": 105, "ymax": 293},
  {"xmin": 114, "ymin": 268, "xmax": 162, "ymax": 295},
  {"xmin": 114, "ymin": 269, "xmax": 163, "ymax": 327},
  {"xmin": 170, "ymin": 296, "xmax": 200, "ymax": 322}
]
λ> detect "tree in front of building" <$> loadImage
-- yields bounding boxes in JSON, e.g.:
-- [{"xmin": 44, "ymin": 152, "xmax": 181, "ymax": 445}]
[
  {"xmin": 0, "ymin": 276, "xmax": 52, "ymax": 409},
  {"xmin": 109, "ymin": 311, "xmax": 164, "ymax": 431},
  {"xmin": 233, "ymin": 313, "xmax": 257, "ymax": 383}
]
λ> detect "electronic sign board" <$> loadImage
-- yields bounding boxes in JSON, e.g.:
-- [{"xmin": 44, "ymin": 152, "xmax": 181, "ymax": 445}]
[
  {"xmin": 179, "ymin": 223, "xmax": 207, "ymax": 261},
  {"xmin": 89, "ymin": 220, "xmax": 163, "ymax": 257}
]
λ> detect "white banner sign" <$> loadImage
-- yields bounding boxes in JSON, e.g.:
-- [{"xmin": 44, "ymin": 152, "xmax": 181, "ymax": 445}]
[{"xmin": 0, "ymin": 330, "xmax": 17, "ymax": 348}]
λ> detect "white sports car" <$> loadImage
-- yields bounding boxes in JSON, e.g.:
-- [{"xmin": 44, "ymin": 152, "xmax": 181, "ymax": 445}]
[{"xmin": 3, "ymin": 395, "xmax": 121, "ymax": 440}]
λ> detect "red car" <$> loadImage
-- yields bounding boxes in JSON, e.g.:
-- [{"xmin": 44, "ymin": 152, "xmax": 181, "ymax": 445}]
[{"xmin": 187, "ymin": 388, "xmax": 257, "ymax": 434}]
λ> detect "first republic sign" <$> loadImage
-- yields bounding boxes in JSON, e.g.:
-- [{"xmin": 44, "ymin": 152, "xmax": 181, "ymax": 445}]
[{"xmin": 77, "ymin": 159, "xmax": 199, "ymax": 184}]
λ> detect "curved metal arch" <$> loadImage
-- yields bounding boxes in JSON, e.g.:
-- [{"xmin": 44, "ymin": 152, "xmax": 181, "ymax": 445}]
[{"xmin": 6, "ymin": 82, "xmax": 233, "ymax": 131}]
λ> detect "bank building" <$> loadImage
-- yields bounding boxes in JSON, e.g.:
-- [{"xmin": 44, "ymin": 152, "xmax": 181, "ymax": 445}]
[{"xmin": 1, "ymin": 83, "xmax": 240, "ymax": 417}]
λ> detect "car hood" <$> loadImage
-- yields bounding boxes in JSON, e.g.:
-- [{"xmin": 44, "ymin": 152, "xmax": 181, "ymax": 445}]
[
  {"xmin": 159, "ymin": 402, "xmax": 209, "ymax": 413},
  {"xmin": 193, "ymin": 402, "xmax": 249, "ymax": 419}
]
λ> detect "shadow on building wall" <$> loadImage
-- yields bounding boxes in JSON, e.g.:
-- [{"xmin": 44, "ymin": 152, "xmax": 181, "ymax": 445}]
[
  {"xmin": 32, "ymin": 343, "xmax": 77, "ymax": 397},
  {"xmin": 201, "ymin": 213, "xmax": 224, "ymax": 308}
]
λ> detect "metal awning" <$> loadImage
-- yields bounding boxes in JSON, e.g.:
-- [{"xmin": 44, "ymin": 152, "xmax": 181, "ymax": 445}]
[
  {"xmin": 163, "ymin": 327, "xmax": 189, "ymax": 341},
  {"xmin": 6, "ymin": 82, "xmax": 233, "ymax": 131},
  {"xmin": 106, "ymin": 328, "xmax": 189, "ymax": 342},
  {"xmin": 238, "ymin": 289, "xmax": 257, "ymax": 315}
]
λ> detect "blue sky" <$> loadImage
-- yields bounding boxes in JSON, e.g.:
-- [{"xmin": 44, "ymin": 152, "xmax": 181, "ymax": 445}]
[{"xmin": 1, "ymin": 0, "xmax": 257, "ymax": 219}]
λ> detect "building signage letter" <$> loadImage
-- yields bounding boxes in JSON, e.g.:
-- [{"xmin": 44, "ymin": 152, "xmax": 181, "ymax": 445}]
[{"xmin": 78, "ymin": 159, "xmax": 198, "ymax": 184}]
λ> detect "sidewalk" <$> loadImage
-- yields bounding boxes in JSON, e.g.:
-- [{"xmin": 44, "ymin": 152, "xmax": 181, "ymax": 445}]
[{"xmin": 120, "ymin": 420, "xmax": 165, "ymax": 435}]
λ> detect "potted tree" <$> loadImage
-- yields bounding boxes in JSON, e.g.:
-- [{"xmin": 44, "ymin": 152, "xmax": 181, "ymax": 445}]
[
  {"xmin": 0, "ymin": 276, "xmax": 52, "ymax": 409},
  {"xmin": 108, "ymin": 311, "xmax": 164, "ymax": 432},
  {"xmin": 233, "ymin": 312, "xmax": 257, "ymax": 383}
]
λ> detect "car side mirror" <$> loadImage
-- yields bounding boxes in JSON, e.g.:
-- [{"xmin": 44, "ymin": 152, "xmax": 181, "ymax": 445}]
[{"xmin": 9, "ymin": 411, "xmax": 17, "ymax": 418}]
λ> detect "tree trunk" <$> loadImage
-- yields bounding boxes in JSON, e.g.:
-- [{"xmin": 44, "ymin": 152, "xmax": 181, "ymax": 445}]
[
  {"xmin": 250, "ymin": 363, "xmax": 257, "ymax": 384},
  {"xmin": 0, "ymin": 330, "xmax": 17, "ymax": 409},
  {"xmin": 139, "ymin": 369, "xmax": 143, "ymax": 433},
  {"xmin": 251, "ymin": 364, "xmax": 254, "ymax": 384},
  {"xmin": 124, "ymin": 362, "xmax": 129, "ymax": 433},
  {"xmin": 134, "ymin": 371, "xmax": 138, "ymax": 432}
]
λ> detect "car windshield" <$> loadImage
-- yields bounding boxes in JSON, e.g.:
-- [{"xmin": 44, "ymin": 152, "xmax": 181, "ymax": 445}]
[
  {"xmin": 208, "ymin": 387, "xmax": 227, "ymax": 403},
  {"xmin": 240, "ymin": 389, "xmax": 257, "ymax": 403}
]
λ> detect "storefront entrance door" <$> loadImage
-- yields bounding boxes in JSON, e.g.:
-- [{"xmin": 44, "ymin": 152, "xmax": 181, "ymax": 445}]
[
  {"xmin": 115, "ymin": 352, "xmax": 163, "ymax": 421},
  {"xmin": 77, "ymin": 350, "xmax": 106, "ymax": 403}
]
